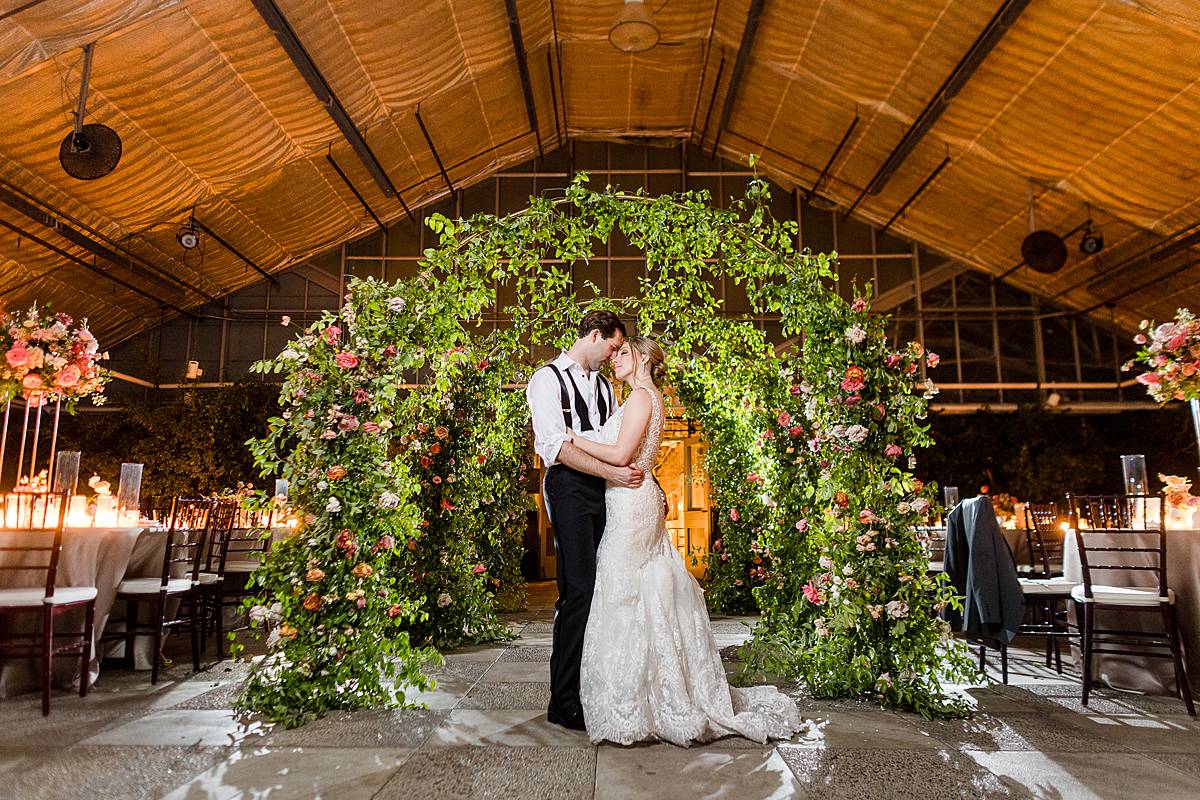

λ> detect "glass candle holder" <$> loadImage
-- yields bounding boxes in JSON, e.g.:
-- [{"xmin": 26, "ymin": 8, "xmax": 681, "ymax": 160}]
[
  {"xmin": 1121, "ymin": 454, "xmax": 1148, "ymax": 495},
  {"xmin": 117, "ymin": 463, "xmax": 144, "ymax": 523},
  {"xmin": 51, "ymin": 451, "xmax": 81, "ymax": 494},
  {"xmin": 943, "ymin": 485, "xmax": 960, "ymax": 509}
]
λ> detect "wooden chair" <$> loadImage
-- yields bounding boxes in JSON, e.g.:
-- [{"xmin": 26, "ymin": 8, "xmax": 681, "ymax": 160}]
[
  {"xmin": 0, "ymin": 492, "xmax": 96, "ymax": 715},
  {"xmin": 1068, "ymin": 493, "xmax": 1195, "ymax": 716},
  {"xmin": 921, "ymin": 526, "xmax": 946, "ymax": 575},
  {"xmin": 1023, "ymin": 502, "xmax": 1065, "ymax": 578},
  {"xmin": 111, "ymin": 497, "xmax": 211, "ymax": 684},
  {"xmin": 199, "ymin": 501, "xmax": 271, "ymax": 659}
]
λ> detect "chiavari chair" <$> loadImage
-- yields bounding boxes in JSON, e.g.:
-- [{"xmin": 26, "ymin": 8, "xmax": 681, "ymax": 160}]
[
  {"xmin": 110, "ymin": 497, "xmax": 212, "ymax": 684},
  {"xmin": 1023, "ymin": 502, "xmax": 1065, "ymax": 578},
  {"xmin": 199, "ymin": 500, "xmax": 272, "ymax": 659},
  {"xmin": 0, "ymin": 492, "xmax": 96, "ymax": 715},
  {"xmin": 1067, "ymin": 493, "xmax": 1194, "ymax": 716}
]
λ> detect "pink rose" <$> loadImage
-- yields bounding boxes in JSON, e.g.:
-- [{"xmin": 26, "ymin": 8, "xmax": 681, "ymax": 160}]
[
  {"xmin": 789, "ymin": 425, "xmax": 803, "ymax": 437},
  {"xmin": 322, "ymin": 325, "xmax": 341, "ymax": 344},
  {"xmin": 334, "ymin": 352, "xmax": 359, "ymax": 369},
  {"xmin": 353, "ymin": 387, "xmax": 371, "ymax": 404},
  {"xmin": 746, "ymin": 472, "xmax": 759, "ymax": 483},
  {"xmin": 1133, "ymin": 333, "xmax": 1148, "ymax": 345},
  {"xmin": 926, "ymin": 352, "xmax": 940, "ymax": 368},
  {"xmin": 795, "ymin": 519, "xmax": 808, "ymax": 532},
  {"xmin": 851, "ymin": 297, "xmax": 868, "ymax": 313},
  {"xmin": 729, "ymin": 508, "xmax": 739, "ymax": 522},
  {"xmin": 1168, "ymin": 333, "xmax": 1189, "ymax": 350},
  {"xmin": 884, "ymin": 444, "xmax": 903, "ymax": 458},
  {"xmin": 56, "ymin": 364, "xmax": 81, "ymax": 388},
  {"xmin": 777, "ymin": 411, "xmax": 792, "ymax": 427},
  {"xmin": 841, "ymin": 377, "xmax": 865, "ymax": 393},
  {"xmin": 5, "ymin": 344, "xmax": 29, "ymax": 368},
  {"xmin": 472, "ymin": 564, "xmax": 487, "ymax": 574},
  {"xmin": 789, "ymin": 385, "xmax": 802, "ymax": 396},
  {"xmin": 844, "ymin": 394, "xmax": 862, "ymax": 406},
  {"xmin": 338, "ymin": 415, "xmax": 360, "ymax": 431},
  {"xmin": 21, "ymin": 374, "xmax": 42, "ymax": 390},
  {"xmin": 361, "ymin": 421, "xmax": 382, "ymax": 434},
  {"xmin": 1136, "ymin": 373, "xmax": 1161, "ymax": 386}
]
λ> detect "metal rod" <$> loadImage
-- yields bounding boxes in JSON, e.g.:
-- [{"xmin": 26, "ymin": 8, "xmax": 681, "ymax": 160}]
[
  {"xmin": 1046, "ymin": 219, "xmax": 1200, "ymax": 303},
  {"xmin": 415, "ymin": 107, "xmax": 454, "ymax": 194},
  {"xmin": 73, "ymin": 43, "xmax": 94, "ymax": 135},
  {"xmin": 712, "ymin": 0, "xmax": 767, "ymax": 156},
  {"xmin": 698, "ymin": 53, "xmax": 727, "ymax": 152},
  {"xmin": 325, "ymin": 153, "xmax": 385, "ymax": 232},
  {"xmin": 251, "ymin": 0, "xmax": 401, "ymax": 200},
  {"xmin": 190, "ymin": 218, "xmax": 279, "ymax": 286},
  {"xmin": 879, "ymin": 155, "xmax": 951, "ymax": 232},
  {"xmin": 549, "ymin": 0, "xmax": 567, "ymax": 134},
  {"xmin": 29, "ymin": 397, "xmax": 43, "ymax": 485},
  {"xmin": 46, "ymin": 398, "xmax": 60, "ymax": 493},
  {"xmin": 16, "ymin": 400, "xmax": 30, "ymax": 486},
  {"xmin": 503, "ymin": 0, "xmax": 542, "ymax": 156},
  {"xmin": 846, "ymin": 0, "xmax": 1032, "ymax": 212},
  {"xmin": 546, "ymin": 49, "xmax": 562, "ymax": 144},
  {"xmin": 1078, "ymin": 256, "xmax": 1200, "ymax": 315},
  {"xmin": 809, "ymin": 112, "xmax": 859, "ymax": 201},
  {"xmin": 0, "ymin": 400, "xmax": 9, "ymax": 490}
]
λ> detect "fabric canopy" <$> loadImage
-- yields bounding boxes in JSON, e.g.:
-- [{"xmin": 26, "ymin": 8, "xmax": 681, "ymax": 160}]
[{"xmin": 0, "ymin": 0, "xmax": 1196, "ymax": 343}]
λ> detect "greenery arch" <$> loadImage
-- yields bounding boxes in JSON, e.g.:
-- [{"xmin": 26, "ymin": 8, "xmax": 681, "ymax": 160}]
[{"xmin": 236, "ymin": 167, "xmax": 973, "ymax": 726}]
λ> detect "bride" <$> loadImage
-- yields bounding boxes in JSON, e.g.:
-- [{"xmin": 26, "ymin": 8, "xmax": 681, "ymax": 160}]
[{"xmin": 567, "ymin": 335, "xmax": 805, "ymax": 746}]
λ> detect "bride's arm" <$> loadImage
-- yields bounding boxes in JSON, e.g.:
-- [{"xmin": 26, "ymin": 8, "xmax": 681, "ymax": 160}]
[{"xmin": 569, "ymin": 389, "xmax": 651, "ymax": 467}]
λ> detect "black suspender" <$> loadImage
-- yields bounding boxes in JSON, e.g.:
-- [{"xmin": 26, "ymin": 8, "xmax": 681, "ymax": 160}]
[{"xmin": 546, "ymin": 363, "xmax": 611, "ymax": 433}]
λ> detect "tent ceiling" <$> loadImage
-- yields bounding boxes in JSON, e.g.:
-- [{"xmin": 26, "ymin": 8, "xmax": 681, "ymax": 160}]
[{"xmin": 0, "ymin": 0, "xmax": 1197, "ymax": 344}]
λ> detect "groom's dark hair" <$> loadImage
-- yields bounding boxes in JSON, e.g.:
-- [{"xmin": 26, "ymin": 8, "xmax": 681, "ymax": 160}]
[{"xmin": 577, "ymin": 309, "xmax": 626, "ymax": 340}]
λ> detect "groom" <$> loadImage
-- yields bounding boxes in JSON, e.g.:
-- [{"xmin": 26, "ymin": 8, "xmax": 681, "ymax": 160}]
[{"xmin": 527, "ymin": 309, "xmax": 645, "ymax": 730}]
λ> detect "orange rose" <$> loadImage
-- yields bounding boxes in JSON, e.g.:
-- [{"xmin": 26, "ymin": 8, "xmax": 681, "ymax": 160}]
[
  {"xmin": 279, "ymin": 622, "xmax": 298, "ymax": 640},
  {"xmin": 406, "ymin": 539, "xmax": 417, "ymax": 551},
  {"xmin": 351, "ymin": 562, "xmax": 373, "ymax": 578},
  {"xmin": 305, "ymin": 568, "xmax": 325, "ymax": 582},
  {"xmin": 326, "ymin": 465, "xmax": 347, "ymax": 481},
  {"xmin": 429, "ymin": 443, "xmax": 442, "ymax": 455},
  {"xmin": 303, "ymin": 593, "xmax": 323, "ymax": 612}
]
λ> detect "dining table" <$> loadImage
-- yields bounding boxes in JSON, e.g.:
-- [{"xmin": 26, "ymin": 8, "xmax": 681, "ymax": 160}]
[
  {"xmin": 1062, "ymin": 527, "xmax": 1200, "ymax": 696},
  {"xmin": 0, "ymin": 525, "xmax": 167, "ymax": 697}
]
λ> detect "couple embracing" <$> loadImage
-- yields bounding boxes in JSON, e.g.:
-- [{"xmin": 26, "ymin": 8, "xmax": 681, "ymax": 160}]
[{"xmin": 526, "ymin": 309, "xmax": 803, "ymax": 746}]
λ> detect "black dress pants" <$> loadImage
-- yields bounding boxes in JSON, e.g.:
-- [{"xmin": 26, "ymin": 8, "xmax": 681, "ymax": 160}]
[{"xmin": 544, "ymin": 464, "xmax": 606, "ymax": 724}]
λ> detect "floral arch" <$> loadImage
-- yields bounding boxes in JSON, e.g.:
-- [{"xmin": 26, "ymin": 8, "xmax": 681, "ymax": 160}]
[{"xmin": 236, "ymin": 167, "xmax": 973, "ymax": 726}]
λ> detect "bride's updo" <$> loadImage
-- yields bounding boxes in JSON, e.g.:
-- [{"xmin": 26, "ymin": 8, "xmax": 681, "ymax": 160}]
[{"xmin": 627, "ymin": 335, "xmax": 667, "ymax": 388}]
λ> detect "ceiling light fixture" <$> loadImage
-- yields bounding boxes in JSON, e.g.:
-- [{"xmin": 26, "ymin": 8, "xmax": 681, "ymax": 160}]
[
  {"xmin": 176, "ymin": 219, "xmax": 200, "ymax": 250},
  {"xmin": 1079, "ymin": 222, "xmax": 1104, "ymax": 256},
  {"xmin": 609, "ymin": 0, "xmax": 660, "ymax": 53}
]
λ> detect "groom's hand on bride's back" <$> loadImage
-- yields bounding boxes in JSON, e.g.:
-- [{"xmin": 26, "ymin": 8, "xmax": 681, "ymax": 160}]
[{"xmin": 609, "ymin": 464, "xmax": 645, "ymax": 488}]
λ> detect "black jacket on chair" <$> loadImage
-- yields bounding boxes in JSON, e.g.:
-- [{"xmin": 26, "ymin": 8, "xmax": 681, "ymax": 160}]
[{"xmin": 942, "ymin": 495, "xmax": 1024, "ymax": 644}]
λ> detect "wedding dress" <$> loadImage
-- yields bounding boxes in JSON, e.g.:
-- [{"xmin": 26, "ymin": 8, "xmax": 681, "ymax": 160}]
[{"xmin": 580, "ymin": 386, "xmax": 805, "ymax": 746}]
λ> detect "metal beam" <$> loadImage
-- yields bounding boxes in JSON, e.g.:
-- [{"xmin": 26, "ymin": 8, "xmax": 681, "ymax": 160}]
[
  {"xmin": 0, "ymin": 183, "xmax": 187, "ymax": 299},
  {"xmin": 808, "ymin": 112, "xmax": 859, "ymax": 201},
  {"xmin": 190, "ymin": 218, "xmax": 279, "ymax": 286},
  {"xmin": 0, "ymin": 216, "xmax": 191, "ymax": 316},
  {"xmin": 251, "ymin": 0, "xmax": 403, "ymax": 203},
  {"xmin": 325, "ymin": 153, "xmax": 385, "ymax": 232},
  {"xmin": 872, "ymin": 259, "xmax": 969, "ymax": 312},
  {"xmin": 1044, "ymin": 219, "xmax": 1200, "ymax": 303},
  {"xmin": 844, "ymin": 0, "xmax": 1031, "ymax": 216},
  {"xmin": 0, "ymin": 177, "xmax": 218, "ymax": 302},
  {"xmin": 711, "ymin": 0, "xmax": 766, "ymax": 155},
  {"xmin": 415, "ymin": 107, "xmax": 454, "ymax": 194},
  {"xmin": 503, "ymin": 0, "xmax": 542, "ymax": 156},
  {"xmin": 879, "ymin": 154, "xmax": 951, "ymax": 232}
]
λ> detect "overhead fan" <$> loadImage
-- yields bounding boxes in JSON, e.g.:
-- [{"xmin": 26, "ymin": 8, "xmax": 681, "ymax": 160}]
[
  {"xmin": 1021, "ymin": 230, "xmax": 1067, "ymax": 274},
  {"xmin": 59, "ymin": 43, "xmax": 121, "ymax": 180}
]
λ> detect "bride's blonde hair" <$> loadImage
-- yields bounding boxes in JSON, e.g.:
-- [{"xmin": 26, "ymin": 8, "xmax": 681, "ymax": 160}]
[{"xmin": 627, "ymin": 335, "xmax": 667, "ymax": 388}]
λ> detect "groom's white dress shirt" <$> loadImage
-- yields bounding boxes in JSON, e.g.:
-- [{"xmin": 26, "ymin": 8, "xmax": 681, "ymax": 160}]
[{"xmin": 527, "ymin": 352, "xmax": 616, "ymax": 467}]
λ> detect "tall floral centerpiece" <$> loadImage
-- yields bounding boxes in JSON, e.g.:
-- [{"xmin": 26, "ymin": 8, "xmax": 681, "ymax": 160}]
[
  {"xmin": 0, "ymin": 305, "xmax": 108, "ymax": 490},
  {"xmin": 1126, "ymin": 308, "xmax": 1200, "ymax": 475}
]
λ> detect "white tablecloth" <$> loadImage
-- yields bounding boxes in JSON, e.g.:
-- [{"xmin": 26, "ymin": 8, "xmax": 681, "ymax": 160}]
[{"xmin": 0, "ymin": 526, "xmax": 163, "ymax": 696}]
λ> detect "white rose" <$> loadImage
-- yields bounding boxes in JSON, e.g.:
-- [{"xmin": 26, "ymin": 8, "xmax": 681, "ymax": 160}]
[{"xmin": 326, "ymin": 497, "xmax": 342, "ymax": 513}]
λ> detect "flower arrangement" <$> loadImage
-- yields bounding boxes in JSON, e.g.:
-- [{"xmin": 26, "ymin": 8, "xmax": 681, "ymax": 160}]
[
  {"xmin": 0, "ymin": 305, "xmax": 108, "ymax": 409},
  {"xmin": 1160, "ymin": 474, "xmax": 1199, "ymax": 510},
  {"xmin": 1125, "ymin": 308, "xmax": 1200, "ymax": 403}
]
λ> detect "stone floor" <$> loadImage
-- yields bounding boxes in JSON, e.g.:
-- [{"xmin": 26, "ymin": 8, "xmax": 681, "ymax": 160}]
[{"xmin": 1, "ymin": 581, "xmax": 1198, "ymax": 799}]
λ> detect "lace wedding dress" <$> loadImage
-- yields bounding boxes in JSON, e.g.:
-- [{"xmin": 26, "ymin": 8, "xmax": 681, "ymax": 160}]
[{"xmin": 580, "ymin": 386, "xmax": 806, "ymax": 746}]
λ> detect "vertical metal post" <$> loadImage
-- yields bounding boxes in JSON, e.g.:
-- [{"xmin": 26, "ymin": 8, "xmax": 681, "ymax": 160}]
[
  {"xmin": 0, "ymin": 400, "xmax": 9, "ymax": 490},
  {"xmin": 29, "ymin": 396, "xmax": 43, "ymax": 482},
  {"xmin": 46, "ymin": 398, "xmax": 61, "ymax": 491},
  {"xmin": 15, "ymin": 400, "xmax": 30, "ymax": 485},
  {"xmin": 1191, "ymin": 398, "xmax": 1200, "ymax": 481}
]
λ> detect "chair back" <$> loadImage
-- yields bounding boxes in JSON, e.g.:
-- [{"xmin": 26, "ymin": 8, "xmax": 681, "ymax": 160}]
[
  {"xmin": 216, "ymin": 503, "xmax": 273, "ymax": 576},
  {"xmin": 0, "ymin": 491, "xmax": 69, "ymax": 601},
  {"xmin": 1023, "ymin": 501, "xmax": 1063, "ymax": 578},
  {"xmin": 919, "ymin": 526, "xmax": 947, "ymax": 565},
  {"xmin": 1067, "ymin": 494, "xmax": 1167, "ymax": 599},
  {"xmin": 158, "ymin": 498, "xmax": 213, "ymax": 589}
]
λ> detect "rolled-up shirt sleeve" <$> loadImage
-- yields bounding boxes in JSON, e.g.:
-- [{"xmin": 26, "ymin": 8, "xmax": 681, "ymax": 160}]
[{"xmin": 527, "ymin": 368, "xmax": 570, "ymax": 466}]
